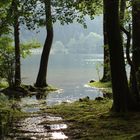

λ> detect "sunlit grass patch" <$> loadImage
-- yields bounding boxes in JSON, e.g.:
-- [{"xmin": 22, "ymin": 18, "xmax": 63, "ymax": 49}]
[{"xmin": 88, "ymin": 81, "xmax": 112, "ymax": 88}]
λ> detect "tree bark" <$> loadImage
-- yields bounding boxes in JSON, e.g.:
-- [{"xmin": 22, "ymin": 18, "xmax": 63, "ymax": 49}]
[
  {"xmin": 120, "ymin": 0, "xmax": 126, "ymax": 44},
  {"xmin": 13, "ymin": 0, "xmax": 21, "ymax": 87},
  {"xmin": 35, "ymin": 0, "xmax": 53, "ymax": 87},
  {"xmin": 101, "ymin": 0, "xmax": 111, "ymax": 82},
  {"xmin": 106, "ymin": 0, "xmax": 130, "ymax": 112},
  {"xmin": 130, "ymin": 0, "xmax": 140, "ymax": 101}
]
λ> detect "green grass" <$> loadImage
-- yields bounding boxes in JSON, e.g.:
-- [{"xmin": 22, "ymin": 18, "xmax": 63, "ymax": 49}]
[
  {"xmin": 88, "ymin": 81, "xmax": 112, "ymax": 88},
  {"xmin": 0, "ymin": 93, "xmax": 28, "ymax": 138},
  {"xmin": 0, "ymin": 81, "xmax": 8, "ymax": 88},
  {"xmin": 46, "ymin": 100, "xmax": 140, "ymax": 140},
  {"xmin": 0, "ymin": 93, "xmax": 27, "ymax": 120}
]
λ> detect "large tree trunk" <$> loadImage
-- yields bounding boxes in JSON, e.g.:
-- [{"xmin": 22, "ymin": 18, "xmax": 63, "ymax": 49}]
[
  {"xmin": 130, "ymin": 0, "xmax": 140, "ymax": 101},
  {"xmin": 101, "ymin": 0, "xmax": 111, "ymax": 82},
  {"xmin": 13, "ymin": 0, "xmax": 21, "ymax": 87},
  {"xmin": 106, "ymin": 0, "xmax": 131, "ymax": 112},
  {"xmin": 35, "ymin": 0, "xmax": 53, "ymax": 87}
]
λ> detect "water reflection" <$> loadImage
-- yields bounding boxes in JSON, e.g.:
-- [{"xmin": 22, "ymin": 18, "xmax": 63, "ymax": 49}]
[
  {"xmin": 8, "ymin": 115, "xmax": 68, "ymax": 140},
  {"xmin": 51, "ymin": 132, "xmax": 68, "ymax": 139},
  {"xmin": 36, "ymin": 93, "xmax": 46, "ymax": 100}
]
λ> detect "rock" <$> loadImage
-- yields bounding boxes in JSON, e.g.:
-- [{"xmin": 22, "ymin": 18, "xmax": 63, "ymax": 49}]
[
  {"xmin": 28, "ymin": 86, "xmax": 36, "ymax": 92},
  {"xmin": 95, "ymin": 97, "xmax": 103, "ymax": 101},
  {"xmin": 89, "ymin": 80, "xmax": 95, "ymax": 83},
  {"xmin": 2, "ymin": 87, "xmax": 29, "ymax": 98},
  {"xmin": 103, "ymin": 92, "xmax": 112, "ymax": 99},
  {"xmin": 79, "ymin": 96, "xmax": 90, "ymax": 102},
  {"xmin": 44, "ymin": 125, "xmax": 51, "ymax": 130}
]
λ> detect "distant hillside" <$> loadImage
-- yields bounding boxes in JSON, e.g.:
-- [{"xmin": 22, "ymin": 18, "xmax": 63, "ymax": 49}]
[{"xmin": 21, "ymin": 16, "xmax": 103, "ymax": 54}]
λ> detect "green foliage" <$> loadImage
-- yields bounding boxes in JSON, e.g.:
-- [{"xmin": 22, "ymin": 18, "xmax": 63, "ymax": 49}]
[
  {"xmin": 21, "ymin": 40, "xmax": 41, "ymax": 58},
  {"xmin": 55, "ymin": 0, "xmax": 102, "ymax": 27},
  {"xmin": 123, "ymin": 1, "xmax": 132, "ymax": 26},
  {"xmin": 0, "ymin": 0, "xmax": 40, "ymax": 35},
  {"xmin": 0, "ymin": 93, "xmax": 9, "ymax": 108},
  {"xmin": 0, "ymin": 0, "xmax": 12, "ymax": 35},
  {"xmin": 0, "ymin": 36, "xmax": 15, "ymax": 86},
  {"xmin": 0, "ymin": 36, "xmax": 41, "ymax": 86},
  {"xmin": 1, "ymin": 0, "xmax": 103, "ymax": 35},
  {"xmin": 0, "ymin": 93, "xmax": 27, "ymax": 138},
  {"xmin": 74, "ymin": 0, "xmax": 102, "ymax": 17},
  {"xmin": 34, "ymin": 0, "xmax": 103, "ymax": 28}
]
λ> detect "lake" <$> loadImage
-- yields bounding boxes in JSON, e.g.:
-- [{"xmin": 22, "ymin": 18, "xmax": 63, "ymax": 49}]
[{"xmin": 21, "ymin": 53, "xmax": 104, "ymax": 105}]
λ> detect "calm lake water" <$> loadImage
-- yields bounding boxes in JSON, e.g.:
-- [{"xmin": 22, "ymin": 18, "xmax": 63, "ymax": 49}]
[{"xmin": 21, "ymin": 53, "xmax": 104, "ymax": 105}]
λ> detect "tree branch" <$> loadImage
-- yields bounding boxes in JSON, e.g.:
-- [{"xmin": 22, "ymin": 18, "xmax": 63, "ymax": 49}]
[{"xmin": 120, "ymin": 25, "xmax": 132, "ymax": 66}]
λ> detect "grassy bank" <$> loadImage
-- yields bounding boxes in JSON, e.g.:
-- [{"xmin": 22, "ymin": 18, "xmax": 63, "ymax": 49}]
[
  {"xmin": 88, "ymin": 81, "xmax": 112, "ymax": 88},
  {"xmin": 0, "ymin": 93, "xmax": 28, "ymax": 137},
  {"xmin": 89, "ymin": 81, "xmax": 112, "ymax": 99},
  {"xmin": 47, "ymin": 99, "xmax": 140, "ymax": 140}
]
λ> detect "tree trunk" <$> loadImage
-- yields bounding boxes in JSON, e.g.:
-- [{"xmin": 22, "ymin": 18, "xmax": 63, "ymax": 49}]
[
  {"xmin": 106, "ymin": 0, "xmax": 130, "ymax": 112},
  {"xmin": 35, "ymin": 0, "xmax": 53, "ymax": 87},
  {"xmin": 13, "ymin": 0, "xmax": 21, "ymax": 87},
  {"xmin": 130, "ymin": 0, "xmax": 140, "ymax": 101},
  {"xmin": 120, "ymin": 0, "xmax": 126, "ymax": 44},
  {"xmin": 120, "ymin": 0, "xmax": 126, "ymax": 25},
  {"xmin": 101, "ymin": 0, "xmax": 111, "ymax": 82}
]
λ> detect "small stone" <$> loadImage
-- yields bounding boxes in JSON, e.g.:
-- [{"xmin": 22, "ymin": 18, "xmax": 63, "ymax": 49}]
[
  {"xmin": 44, "ymin": 125, "xmax": 51, "ymax": 130},
  {"xmin": 89, "ymin": 80, "xmax": 95, "ymax": 83},
  {"xmin": 95, "ymin": 97, "xmax": 103, "ymax": 101}
]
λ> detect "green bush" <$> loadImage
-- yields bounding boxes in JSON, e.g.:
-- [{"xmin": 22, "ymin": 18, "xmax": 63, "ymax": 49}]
[{"xmin": 0, "ymin": 37, "xmax": 15, "ymax": 87}]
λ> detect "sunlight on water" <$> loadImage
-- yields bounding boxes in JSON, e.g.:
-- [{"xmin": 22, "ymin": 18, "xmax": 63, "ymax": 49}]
[
  {"xmin": 51, "ymin": 132, "xmax": 68, "ymax": 139},
  {"xmin": 10, "ymin": 115, "xmax": 68, "ymax": 140},
  {"xmin": 55, "ymin": 89, "xmax": 64, "ymax": 94},
  {"xmin": 49, "ymin": 124, "xmax": 68, "ymax": 130},
  {"xmin": 84, "ymin": 58, "xmax": 103, "ymax": 62},
  {"xmin": 46, "ymin": 116, "xmax": 62, "ymax": 121},
  {"xmin": 84, "ymin": 84, "xmax": 91, "ymax": 88}
]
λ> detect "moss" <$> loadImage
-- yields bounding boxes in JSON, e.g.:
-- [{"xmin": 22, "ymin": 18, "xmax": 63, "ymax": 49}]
[
  {"xmin": 46, "ymin": 100, "xmax": 140, "ymax": 140},
  {"xmin": 89, "ymin": 81, "xmax": 112, "ymax": 99},
  {"xmin": 22, "ymin": 84, "xmax": 57, "ymax": 93},
  {"xmin": 0, "ymin": 93, "xmax": 28, "ymax": 138},
  {"xmin": 0, "ymin": 82, "xmax": 8, "ymax": 88},
  {"xmin": 0, "ymin": 93, "xmax": 27, "ymax": 117},
  {"xmin": 88, "ymin": 81, "xmax": 112, "ymax": 88}
]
